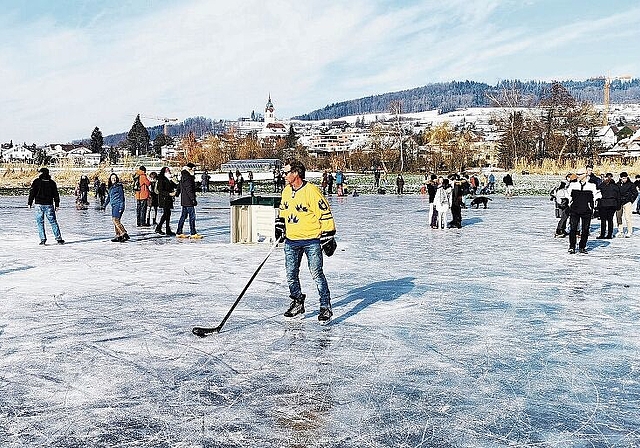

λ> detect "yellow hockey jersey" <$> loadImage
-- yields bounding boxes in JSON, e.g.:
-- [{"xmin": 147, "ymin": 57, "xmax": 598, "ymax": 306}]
[{"xmin": 279, "ymin": 181, "xmax": 335, "ymax": 240}]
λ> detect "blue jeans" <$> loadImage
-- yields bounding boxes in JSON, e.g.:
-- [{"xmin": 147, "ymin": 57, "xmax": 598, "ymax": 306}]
[
  {"xmin": 177, "ymin": 206, "xmax": 196, "ymax": 235},
  {"xmin": 34, "ymin": 205, "xmax": 62, "ymax": 242},
  {"xmin": 284, "ymin": 240, "xmax": 331, "ymax": 309}
]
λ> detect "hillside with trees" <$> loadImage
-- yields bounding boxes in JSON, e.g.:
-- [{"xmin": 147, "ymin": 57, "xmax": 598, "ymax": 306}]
[
  {"xmin": 100, "ymin": 116, "xmax": 219, "ymax": 147},
  {"xmin": 293, "ymin": 79, "xmax": 640, "ymax": 120}
]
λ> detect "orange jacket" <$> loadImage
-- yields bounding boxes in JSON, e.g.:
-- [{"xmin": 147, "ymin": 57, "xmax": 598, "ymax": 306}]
[{"xmin": 135, "ymin": 170, "xmax": 151, "ymax": 200}]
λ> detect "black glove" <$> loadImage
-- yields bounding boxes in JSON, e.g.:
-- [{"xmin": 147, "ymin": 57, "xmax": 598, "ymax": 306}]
[
  {"xmin": 275, "ymin": 217, "xmax": 285, "ymax": 241},
  {"xmin": 320, "ymin": 230, "xmax": 337, "ymax": 256}
]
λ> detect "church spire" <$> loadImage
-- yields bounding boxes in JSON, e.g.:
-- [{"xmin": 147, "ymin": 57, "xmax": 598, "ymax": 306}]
[
  {"xmin": 265, "ymin": 93, "xmax": 274, "ymax": 113},
  {"xmin": 265, "ymin": 94, "xmax": 275, "ymax": 124}
]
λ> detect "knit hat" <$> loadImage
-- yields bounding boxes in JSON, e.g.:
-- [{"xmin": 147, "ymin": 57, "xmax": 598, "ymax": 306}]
[
  {"xmin": 39, "ymin": 167, "xmax": 49, "ymax": 175},
  {"xmin": 620, "ymin": 171, "xmax": 628, "ymax": 178},
  {"xmin": 186, "ymin": 162, "xmax": 196, "ymax": 169}
]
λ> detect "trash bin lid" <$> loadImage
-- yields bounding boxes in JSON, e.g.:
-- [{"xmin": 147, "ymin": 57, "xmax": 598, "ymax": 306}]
[{"xmin": 230, "ymin": 195, "xmax": 281, "ymax": 207}]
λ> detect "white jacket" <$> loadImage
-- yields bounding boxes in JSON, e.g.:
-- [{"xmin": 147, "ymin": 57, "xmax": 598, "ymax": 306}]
[{"xmin": 434, "ymin": 186, "xmax": 452, "ymax": 212}]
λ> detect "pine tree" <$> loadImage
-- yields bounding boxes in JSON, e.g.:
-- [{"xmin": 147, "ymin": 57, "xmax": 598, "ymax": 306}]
[
  {"xmin": 90, "ymin": 127, "xmax": 103, "ymax": 153},
  {"xmin": 538, "ymin": 82, "xmax": 576, "ymax": 109},
  {"xmin": 127, "ymin": 115, "xmax": 150, "ymax": 156},
  {"xmin": 90, "ymin": 126, "xmax": 105, "ymax": 163},
  {"xmin": 152, "ymin": 134, "xmax": 174, "ymax": 156},
  {"xmin": 285, "ymin": 124, "xmax": 297, "ymax": 148}
]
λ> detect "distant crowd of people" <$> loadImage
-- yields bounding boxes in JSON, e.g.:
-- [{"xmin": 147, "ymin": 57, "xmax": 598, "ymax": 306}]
[
  {"xmin": 320, "ymin": 168, "xmax": 348, "ymax": 196},
  {"xmin": 550, "ymin": 163, "xmax": 639, "ymax": 254},
  {"xmin": 29, "ymin": 163, "xmax": 204, "ymax": 244},
  {"xmin": 418, "ymin": 170, "xmax": 504, "ymax": 230},
  {"xmin": 424, "ymin": 174, "xmax": 470, "ymax": 229},
  {"xmin": 27, "ymin": 163, "xmax": 638, "ymax": 252}
]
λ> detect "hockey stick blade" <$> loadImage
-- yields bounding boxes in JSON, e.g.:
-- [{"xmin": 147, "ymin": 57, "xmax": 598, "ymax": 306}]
[{"xmin": 192, "ymin": 326, "xmax": 220, "ymax": 337}]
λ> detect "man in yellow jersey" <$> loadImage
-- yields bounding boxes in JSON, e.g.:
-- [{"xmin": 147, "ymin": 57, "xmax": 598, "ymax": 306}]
[{"xmin": 275, "ymin": 160, "xmax": 337, "ymax": 322}]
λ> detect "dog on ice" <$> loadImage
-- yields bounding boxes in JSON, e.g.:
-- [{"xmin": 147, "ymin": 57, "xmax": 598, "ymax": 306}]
[{"xmin": 470, "ymin": 196, "xmax": 492, "ymax": 209}]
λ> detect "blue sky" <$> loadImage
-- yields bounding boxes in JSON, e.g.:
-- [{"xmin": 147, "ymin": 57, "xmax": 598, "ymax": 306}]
[{"xmin": 1, "ymin": 0, "xmax": 639, "ymax": 144}]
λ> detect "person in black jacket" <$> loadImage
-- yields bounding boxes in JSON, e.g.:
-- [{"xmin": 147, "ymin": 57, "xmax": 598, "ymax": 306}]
[
  {"xmin": 176, "ymin": 162, "xmax": 200, "ymax": 238},
  {"xmin": 155, "ymin": 166, "xmax": 177, "ymax": 236},
  {"xmin": 396, "ymin": 173, "xmax": 404, "ymax": 194},
  {"xmin": 235, "ymin": 170, "xmax": 244, "ymax": 196},
  {"xmin": 448, "ymin": 175, "xmax": 466, "ymax": 228},
  {"xmin": 27, "ymin": 167, "xmax": 65, "ymax": 245},
  {"xmin": 597, "ymin": 173, "xmax": 620, "ymax": 239},
  {"xmin": 503, "ymin": 173, "xmax": 514, "ymax": 198},
  {"xmin": 427, "ymin": 174, "xmax": 438, "ymax": 228},
  {"xmin": 616, "ymin": 171, "xmax": 638, "ymax": 237},
  {"xmin": 78, "ymin": 175, "xmax": 90, "ymax": 205},
  {"xmin": 566, "ymin": 170, "xmax": 601, "ymax": 253}
]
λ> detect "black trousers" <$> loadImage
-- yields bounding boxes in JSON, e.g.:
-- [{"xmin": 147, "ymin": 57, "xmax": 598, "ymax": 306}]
[
  {"xmin": 157, "ymin": 207, "xmax": 172, "ymax": 231},
  {"xmin": 599, "ymin": 207, "xmax": 617, "ymax": 237},
  {"xmin": 450, "ymin": 204, "xmax": 462, "ymax": 227},
  {"xmin": 569, "ymin": 212, "xmax": 591, "ymax": 249}
]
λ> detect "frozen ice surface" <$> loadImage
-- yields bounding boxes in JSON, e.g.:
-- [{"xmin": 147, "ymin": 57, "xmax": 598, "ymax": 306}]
[{"xmin": 1, "ymin": 192, "xmax": 639, "ymax": 447}]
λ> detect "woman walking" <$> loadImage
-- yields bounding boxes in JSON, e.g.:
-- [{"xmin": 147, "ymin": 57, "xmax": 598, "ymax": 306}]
[
  {"xmin": 155, "ymin": 166, "xmax": 177, "ymax": 236},
  {"xmin": 104, "ymin": 173, "xmax": 129, "ymax": 242}
]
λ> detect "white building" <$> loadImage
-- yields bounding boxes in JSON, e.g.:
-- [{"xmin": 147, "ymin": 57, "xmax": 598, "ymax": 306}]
[
  {"xmin": 605, "ymin": 128, "xmax": 640, "ymax": 159},
  {"xmin": 257, "ymin": 95, "xmax": 289, "ymax": 140},
  {"xmin": 231, "ymin": 118, "xmax": 264, "ymax": 137},
  {"xmin": 2, "ymin": 145, "xmax": 34, "ymax": 161},
  {"xmin": 65, "ymin": 146, "xmax": 92, "ymax": 165},
  {"xmin": 595, "ymin": 125, "xmax": 618, "ymax": 148}
]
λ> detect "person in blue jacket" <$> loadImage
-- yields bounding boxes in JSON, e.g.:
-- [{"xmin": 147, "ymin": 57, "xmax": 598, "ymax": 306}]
[{"xmin": 104, "ymin": 173, "xmax": 129, "ymax": 242}]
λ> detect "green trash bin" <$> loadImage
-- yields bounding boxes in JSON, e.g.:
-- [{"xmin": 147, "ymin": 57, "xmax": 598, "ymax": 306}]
[{"xmin": 230, "ymin": 195, "xmax": 281, "ymax": 243}]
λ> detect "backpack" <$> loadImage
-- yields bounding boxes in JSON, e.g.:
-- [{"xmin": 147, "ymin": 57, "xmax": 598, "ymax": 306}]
[{"xmin": 133, "ymin": 174, "xmax": 141, "ymax": 192}]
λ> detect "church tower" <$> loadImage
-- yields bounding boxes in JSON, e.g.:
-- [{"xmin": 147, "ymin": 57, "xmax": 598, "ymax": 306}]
[
  {"xmin": 257, "ymin": 93, "xmax": 288, "ymax": 140},
  {"xmin": 264, "ymin": 94, "xmax": 275, "ymax": 124}
]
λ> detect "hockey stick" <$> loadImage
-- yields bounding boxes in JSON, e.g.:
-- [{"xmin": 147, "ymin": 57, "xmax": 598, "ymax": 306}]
[{"xmin": 192, "ymin": 238, "xmax": 282, "ymax": 337}]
